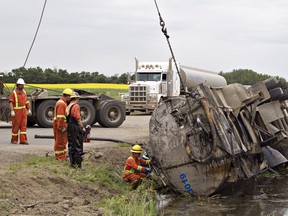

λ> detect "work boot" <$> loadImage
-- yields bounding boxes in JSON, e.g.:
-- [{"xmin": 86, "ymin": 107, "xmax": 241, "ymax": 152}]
[
  {"xmin": 72, "ymin": 160, "xmax": 83, "ymax": 170},
  {"xmin": 20, "ymin": 142, "xmax": 29, "ymax": 145},
  {"xmin": 69, "ymin": 154, "xmax": 75, "ymax": 167},
  {"xmin": 10, "ymin": 142, "xmax": 17, "ymax": 144},
  {"xmin": 129, "ymin": 179, "xmax": 141, "ymax": 190}
]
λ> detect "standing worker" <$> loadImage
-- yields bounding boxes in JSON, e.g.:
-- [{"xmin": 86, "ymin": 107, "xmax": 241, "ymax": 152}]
[
  {"xmin": 66, "ymin": 92, "xmax": 85, "ymax": 169},
  {"xmin": 53, "ymin": 88, "xmax": 73, "ymax": 160},
  {"xmin": 9, "ymin": 78, "xmax": 31, "ymax": 144},
  {"xmin": 122, "ymin": 144, "xmax": 152, "ymax": 188}
]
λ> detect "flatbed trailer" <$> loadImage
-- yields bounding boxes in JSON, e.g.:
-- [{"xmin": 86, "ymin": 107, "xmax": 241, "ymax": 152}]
[{"xmin": 0, "ymin": 76, "xmax": 126, "ymax": 128}]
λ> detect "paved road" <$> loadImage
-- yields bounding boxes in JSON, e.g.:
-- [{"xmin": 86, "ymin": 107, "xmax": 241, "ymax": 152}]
[{"xmin": 0, "ymin": 115, "xmax": 151, "ymax": 157}]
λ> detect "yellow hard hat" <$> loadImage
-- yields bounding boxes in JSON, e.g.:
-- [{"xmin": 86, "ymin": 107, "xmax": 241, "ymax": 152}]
[
  {"xmin": 131, "ymin": 144, "xmax": 143, "ymax": 153},
  {"xmin": 70, "ymin": 91, "xmax": 80, "ymax": 99},
  {"xmin": 63, "ymin": 88, "xmax": 73, "ymax": 96}
]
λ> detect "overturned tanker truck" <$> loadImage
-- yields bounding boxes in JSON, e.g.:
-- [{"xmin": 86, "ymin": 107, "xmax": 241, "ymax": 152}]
[{"xmin": 146, "ymin": 65, "xmax": 288, "ymax": 196}]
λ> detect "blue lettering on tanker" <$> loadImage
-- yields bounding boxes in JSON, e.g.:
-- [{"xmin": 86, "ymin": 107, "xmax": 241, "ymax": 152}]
[{"xmin": 179, "ymin": 173, "xmax": 193, "ymax": 194}]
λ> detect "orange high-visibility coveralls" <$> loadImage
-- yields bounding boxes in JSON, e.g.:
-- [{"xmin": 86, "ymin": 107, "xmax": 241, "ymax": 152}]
[
  {"xmin": 9, "ymin": 89, "xmax": 30, "ymax": 143},
  {"xmin": 122, "ymin": 155, "xmax": 151, "ymax": 182},
  {"xmin": 53, "ymin": 97, "xmax": 68, "ymax": 160}
]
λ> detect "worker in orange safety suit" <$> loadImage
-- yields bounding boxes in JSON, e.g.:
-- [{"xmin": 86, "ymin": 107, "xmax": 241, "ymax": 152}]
[
  {"xmin": 66, "ymin": 92, "xmax": 85, "ymax": 168},
  {"xmin": 53, "ymin": 88, "xmax": 73, "ymax": 160},
  {"xmin": 9, "ymin": 78, "xmax": 31, "ymax": 145},
  {"xmin": 122, "ymin": 144, "xmax": 152, "ymax": 188}
]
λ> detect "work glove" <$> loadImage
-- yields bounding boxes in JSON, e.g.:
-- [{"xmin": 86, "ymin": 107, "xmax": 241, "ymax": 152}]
[
  {"xmin": 145, "ymin": 167, "xmax": 151, "ymax": 172},
  {"xmin": 82, "ymin": 127, "xmax": 86, "ymax": 134},
  {"xmin": 61, "ymin": 127, "xmax": 67, "ymax": 133},
  {"xmin": 10, "ymin": 110, "xmax": 15, "ymax": 117},
  {"xmin": 27, "ymin": 109, "xmax": 32, "ymax": 116}
]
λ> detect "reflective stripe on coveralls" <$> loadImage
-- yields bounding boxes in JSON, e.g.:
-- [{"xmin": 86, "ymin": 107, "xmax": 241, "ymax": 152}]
[
  {"xmin": 13, "ymin": 90, "xmax": 26, "ymax": 109},
  {"xmin": 10, "ymin": 89, "xmax": 30, "ymax": 143},
  {"xmin": 53, "ymin": 115, "xmax": 66, "ymax": 121},
  {"xmin": 122, "ymin": 156, "xmax": 152, "ymax": 182},
  {"xmin": 54, "ymin": 100, "xmax": 67, "ymax": 121},
  {"xmin": 53, "ymin": 98, "xmax": 68, "ymax": 160},
  {"xmin": 122, "ymin": 156, "xmax": 141, "ymax": 182},
  {"xmin": 55, "ymin": 149, "xmax": 67, "ymax": 155}
]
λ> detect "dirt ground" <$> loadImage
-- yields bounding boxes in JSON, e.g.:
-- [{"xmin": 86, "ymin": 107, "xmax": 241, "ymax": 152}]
[
  {"xmin": 0, "ymin": 147, "xmax": 131, "ymax": 216},
  {"xmin": 0, "ymin": 115, "xmax": 151, "ymax": 216}
]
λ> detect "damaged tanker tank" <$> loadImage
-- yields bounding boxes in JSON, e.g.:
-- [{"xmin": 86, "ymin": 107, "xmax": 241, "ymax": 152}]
[{"xmin": 147, "ymin": 77, "xmax": 288, "ymax": 196}]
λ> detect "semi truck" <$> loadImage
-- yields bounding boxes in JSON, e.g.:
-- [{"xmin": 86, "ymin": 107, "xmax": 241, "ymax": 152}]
[
  {"xmin": 121, "ymin": 58, "xmax": 227, "ymax": 114},
  {"xmin": 0, "ymin": 74, "xmax": 126, "ymax": 128}
]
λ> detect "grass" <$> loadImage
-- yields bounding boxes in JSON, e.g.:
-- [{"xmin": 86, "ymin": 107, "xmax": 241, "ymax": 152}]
[
  {"xmin": 102, "ymin": 181, "xmax": 159, "ymax": 216},
  {"xmin": 0, "ymin": 201, "xmax": 10, "ymax": 215},
  {"xmin": 6, "ymin": 154, "xmax": 160, "ymax": 216},
  {"xmin": 72, "ymin": 163, "xmax": 129, "ymax": 193},
  {"xmin": 117, "ymin": 142, "xmax": 132, "ymax": 147},
  {"xmin": 9, "ymin": 155, "xmax": 58, "ymax": 173}
]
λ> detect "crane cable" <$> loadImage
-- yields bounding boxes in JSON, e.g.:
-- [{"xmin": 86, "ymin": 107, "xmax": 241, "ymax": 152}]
[
  {"xmin": 153, "ymin": 0, "xmax": 217, "ymax": 163},
  {"xmin": 23, "ymin": 0, "xmax": 48, "ymax": 68},
  {"xmin": 153, "ymin": 0, "xmax": 185, "ymax": 90},
  {"xmin": 153, "ymin": 0, "xmax": 196, "ymax": 114}
]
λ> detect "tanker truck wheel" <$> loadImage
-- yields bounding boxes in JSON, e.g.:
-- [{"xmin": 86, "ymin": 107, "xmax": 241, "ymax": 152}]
[
  {"xmin": 97, "ymin": 101, "xmax": 125, "ymax": 128},
  {"xmin": 78, "ymin": 100, "xmax": 96, "ymax": 126},
  {"xmin": 36, "ymin": 100, "xmax": 56, "ymax": 128}
]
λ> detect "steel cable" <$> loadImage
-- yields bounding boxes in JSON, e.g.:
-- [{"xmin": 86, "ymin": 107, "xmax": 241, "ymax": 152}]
[{"xmin": 23, "ymin": 0, "xmax": 48, "ymax": 68}]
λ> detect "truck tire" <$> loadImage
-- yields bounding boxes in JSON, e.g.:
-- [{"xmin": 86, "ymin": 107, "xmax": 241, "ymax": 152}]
[
  {"xmin": 36, "ymin": 100, "xmax": 57, "ymax": 128},
  {"xmin": 97, "ymin": 101, "xmax": 125, "ymax": 128},
  {"xmin": 27, "ymin": 117, "xmax": 36, "ymax": 127},
  {"xmin": 78, "ymin": 100, "xmax": 96, "ymax": 126}
]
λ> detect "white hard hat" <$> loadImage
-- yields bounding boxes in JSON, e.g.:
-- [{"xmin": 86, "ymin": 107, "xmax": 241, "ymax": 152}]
[{"xmin": 16, "ymin": 78, "xmax": 25, "ymax": 85}]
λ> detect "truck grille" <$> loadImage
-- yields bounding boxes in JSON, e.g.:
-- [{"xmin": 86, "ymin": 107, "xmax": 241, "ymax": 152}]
[{"xmin": 129, "ymin": 86, "xmax": 147, "ymax": 104}]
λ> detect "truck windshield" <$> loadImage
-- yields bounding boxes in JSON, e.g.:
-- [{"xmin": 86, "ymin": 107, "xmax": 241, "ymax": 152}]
[{"xmin": 137, "ymin": 73, "xmax": 161, "ymax": 81}]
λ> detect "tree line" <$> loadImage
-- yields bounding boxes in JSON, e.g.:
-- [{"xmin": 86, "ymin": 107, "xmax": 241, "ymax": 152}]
[
  {"xmin": 1, "ymin": 67, "xmax": 286, "ymax": 85},
  {"xmin": 219, "ymin": 69, "xmax": 287, "ymax": 85},
  {"xmin": 2, "ymin": 67, "xmax": 131, "ymax": 84}
]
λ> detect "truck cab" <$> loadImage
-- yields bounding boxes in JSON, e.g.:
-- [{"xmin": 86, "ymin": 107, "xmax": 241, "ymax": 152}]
[
  {"xmin": 121, "ymin": 58, "xmax": 227, "ymax": 114},
  {"xmin": 123, "ymin": 58, "xmax": 180, "ymax": 114}
]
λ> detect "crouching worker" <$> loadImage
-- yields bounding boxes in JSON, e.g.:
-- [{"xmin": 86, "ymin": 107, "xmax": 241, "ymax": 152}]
[
  {"xmin": 122, "ymin": 144, "xmax": 152, "ymax": 189},
  {"xmin": 66, "ymin": 92, "xmax": 85, "ymax": 169}
]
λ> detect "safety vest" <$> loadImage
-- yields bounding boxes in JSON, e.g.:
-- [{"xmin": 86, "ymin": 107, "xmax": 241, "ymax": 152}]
[
  {"xmin": 53, "ymin": 99, "xmax": 67, "ymax": 122},
  {"xmin": 12, "ymin": 90, "xmax": 29, "ymax": 110}
]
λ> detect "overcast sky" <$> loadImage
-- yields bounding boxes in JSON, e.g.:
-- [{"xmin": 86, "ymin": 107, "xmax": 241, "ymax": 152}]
[{"xmin": 1, "ymin": 0, "xmax": 288, "ymax": 80}]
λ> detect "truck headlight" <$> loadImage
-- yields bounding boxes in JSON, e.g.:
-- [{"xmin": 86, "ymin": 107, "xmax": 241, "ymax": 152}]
[
  {"xmin": 120, "ymin": 93, "xmax": 129, "ymax": 101},
  {"xmin": 148, "ymin": 93, "xmax": 157, "ymax": 102}
]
